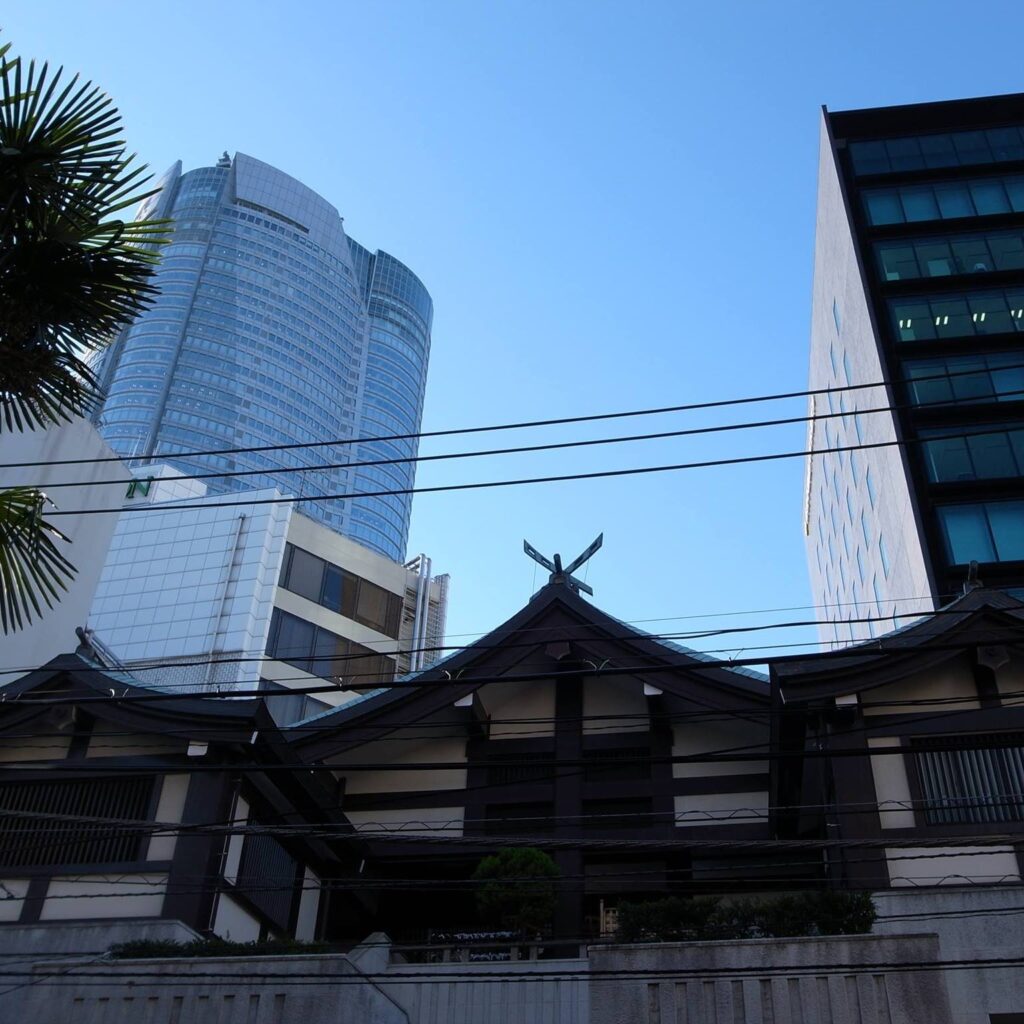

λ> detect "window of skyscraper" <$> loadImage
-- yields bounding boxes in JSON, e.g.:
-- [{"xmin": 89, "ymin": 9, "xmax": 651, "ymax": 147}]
[
  {"xmin": 891, "ymin": 289, "xmax": 1024, "ymax": 341},
  {"xmin": 849, "ymin": 126, "xmax": 1024, "ymax": 176},
  {"xmin": 863, "ymin": 174, "xmax": 1024, "ymax": 226},
  {"xmin": 877, "ymin": 230, "xmax": 1024, "ymax": 281},
  {"xmin": 921, "ymin": 426, "xmax": 1024, "ymax": 482},
  {"xmin": 938, "ymin": 501, "xmax": 1024, "ymax": 564},
  {"xmin": 905, "ymin": 355, "xmax": 1024, "ymax": 406}
]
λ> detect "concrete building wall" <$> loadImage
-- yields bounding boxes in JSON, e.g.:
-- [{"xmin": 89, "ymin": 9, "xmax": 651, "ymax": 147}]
[
  {"xmin": 873, "ymin": 886, "xmax": 1024, "ymax": 1023},
  {"xmin": 0, "ymin": 418, "xmax": 131, "ymax": 680},
  {"xmin": 806, "ymin": 113, "xmax": 935, "ymax": 647}
]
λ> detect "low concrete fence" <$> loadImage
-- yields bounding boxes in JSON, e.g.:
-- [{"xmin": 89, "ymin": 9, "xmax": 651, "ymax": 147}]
[
  {"xmin": 7, "ymin": 892, "xmax": 1024, "ymax": 1024},
  {"xmin": 589, "ymin": 933, "xmax": 954, "ymax": 1024}
]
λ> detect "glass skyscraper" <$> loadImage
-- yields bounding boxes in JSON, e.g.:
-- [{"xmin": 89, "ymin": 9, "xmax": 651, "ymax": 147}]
[{"xmin": 96, "ymin": 153, "xmax": 432, "ymax": 561}]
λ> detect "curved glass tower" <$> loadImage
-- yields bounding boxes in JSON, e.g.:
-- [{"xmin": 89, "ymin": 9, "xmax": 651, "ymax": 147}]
[{"xmin": 96, "ymin": 153, "xmax": 432, "ymax": 561}]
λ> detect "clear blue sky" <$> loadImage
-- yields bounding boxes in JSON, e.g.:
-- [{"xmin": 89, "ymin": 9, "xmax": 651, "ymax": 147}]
[{"xmin": 9, "ymin": 1, "xmax": 1022, "ymax": 657}]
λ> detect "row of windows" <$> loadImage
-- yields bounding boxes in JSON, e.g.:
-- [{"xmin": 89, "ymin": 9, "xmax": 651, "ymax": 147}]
[
  {"xmin": 891, "ymin": 289, "xmax": 1024, "ymax": 341},
  {"xmin": 905, "ymin": 354, "xmax": 1024, "ymax": 406},
  {"xmin": 278, "ymin": 543, "xmax": 403, "ymax": 637},
  {"xmin": 863, "ymin": 173, "xmax": 1024, "ymax": 227},
  {"xmin": 878, "ymin": 229, "xmax": 1024, "ymax": 281},
  {"xmin": 265, "ymin": 609, "xmax": 397, "ymax": 687},
  {"xmin": 849, "ymin": 126, "xmax": 1024, "ymax": 176},
  {"xmin": 939, "ymin": 500, "xmax": 1024, "ymax": 565},
  {"xmin": 922, "ymin": 425, "xmax": 1024, "ymax": 483}
]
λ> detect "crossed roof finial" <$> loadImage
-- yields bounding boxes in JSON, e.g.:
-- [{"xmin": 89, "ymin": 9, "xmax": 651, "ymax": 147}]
[{"xmin": 523, "ymin": 533, "xmax": 603, "ymax": 596}]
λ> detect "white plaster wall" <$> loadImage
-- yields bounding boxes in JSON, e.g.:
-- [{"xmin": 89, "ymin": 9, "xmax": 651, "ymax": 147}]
[
  {"xmin": 867, "ymin": 738, "xmax": 916, "ymax": 829},
  {"xmin": 0, "ymin": 734, "xmax": 70, "ymax": 763},
  {"xmin": 1, "ymin": 418, "xmax": 131, "ymax": 679},
  {"xmin": 479, "ymin": 680, "xmax": 555, "ymax": 739},
  {"xmin": 673, "ymin": 791, "xmax": 769, "ymax": 827},
  {"xmin": 40, "ymin": 874, "xmax": 167, "ymax": 920},
  {"xmin": 212, "ymin": 892, "xmax": 262, "ymax": 942},
  {"xmin": 0, "ymin": 879, "xmax": 31, "ymax": 922},
  {"xmin": 339, "ymin": 737, "xmax": 467, "ymax": 795},
  {"xmin": 87, "ymin": 721, "xmax": 185, "ymax": 758},
  {"xmin": 582, "ymin": 677, "xmax": 649, "ymax": 734},
  {"xmin": 806, "ymin": 114, "xmax": 935, "ymax": 647},
  {"xmin": 147, "ymin": 774, "xmax": 191, "ymax": 862},
  {"xmin": 223, "ymin": 795, "xmax": 250, "ymax": 886},
  {"xmin": 343, "ymin": 806, "xmax": 464, "ymax": 838},
  {"xmin": 862, "ymin": 656, "xmax": 979, "ymax": 716},
  {"xmin": 886, "ymin": 846, "xmax": 1021, "ymax": 886},
  {"xmin": 672, "ymin": 718, "xmax": 769, "ymax": 778},
  {"xmin": 295, "ymin": 867, "xmax": 321, "ymax": 942}
]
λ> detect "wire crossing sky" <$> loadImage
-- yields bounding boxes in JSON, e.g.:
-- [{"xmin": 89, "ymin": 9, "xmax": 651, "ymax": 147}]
[{"xmin": 7, "ymin": 0, "xmax": 1022, "ymax": 652}]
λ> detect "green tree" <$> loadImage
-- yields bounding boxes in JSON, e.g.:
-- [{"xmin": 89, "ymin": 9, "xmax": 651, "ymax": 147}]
[
  {"xmin": 0, "ymin": 36, "xmax": 168, "ymax": 632},
  {"xmin": 472, "ymin": 847, "xmax": 560, "ymax": 937}
]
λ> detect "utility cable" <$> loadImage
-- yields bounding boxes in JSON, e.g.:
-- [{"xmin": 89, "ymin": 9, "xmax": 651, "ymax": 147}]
[
  {"xmin": 7, "ymin": 358, "xmax": 1016, "ymax": 472},
  {"xmin": 39, "ymin": 426, "xmax": 1024, "ymax": 518}
]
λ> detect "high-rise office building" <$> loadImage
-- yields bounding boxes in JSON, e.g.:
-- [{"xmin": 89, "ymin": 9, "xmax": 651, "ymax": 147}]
[
  {"xmin": 96, "ymin": 153, "xmax": 432, "ymax": 562},
  {"xmin": 806, "ymin": 95, "xmax": 1024, "ymax": 645}
]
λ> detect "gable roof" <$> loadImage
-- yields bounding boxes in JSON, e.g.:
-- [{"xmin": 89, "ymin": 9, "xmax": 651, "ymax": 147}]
[
  {"xmin": 772, "ymin": 587, "xmax": 1024, "ymax": 699},
  {"xmin": 288, "ymin": 579, "xmax": 770, "ymax": 757}
]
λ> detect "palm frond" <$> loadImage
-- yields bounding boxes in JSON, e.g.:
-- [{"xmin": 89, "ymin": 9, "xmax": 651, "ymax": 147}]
[
  {"xmin": 0, "ymin": 487, "xmax": 76, "ymax": 633},
  {"xmin": 0, "ymin": 33, "xmax": 170, "ymax": 434}
]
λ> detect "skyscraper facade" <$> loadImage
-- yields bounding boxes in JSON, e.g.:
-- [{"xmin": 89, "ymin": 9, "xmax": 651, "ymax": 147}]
[
  {"xmin": 806, "ymin": 95, "xmax": 1024, "ymax": 645},
  {"xmin": 96, "ymin": 153, "xmax": 432, "ymax": 561}
]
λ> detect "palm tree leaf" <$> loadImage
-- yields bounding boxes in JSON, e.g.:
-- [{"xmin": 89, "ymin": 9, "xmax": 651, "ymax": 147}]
[{"xmin": 0, "ymin": 487, "xmax": 76, "ymax": 633}]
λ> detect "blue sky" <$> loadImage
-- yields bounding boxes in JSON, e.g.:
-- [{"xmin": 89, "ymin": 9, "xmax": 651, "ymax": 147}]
[{"xmin": 9, "ymin": 1, "xmax": 1023, "ymax": 656}]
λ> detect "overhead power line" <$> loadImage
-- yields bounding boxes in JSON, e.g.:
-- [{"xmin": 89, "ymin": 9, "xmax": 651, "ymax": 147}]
[
  {"xmin": 38, "ymin": 418, "xmax": 1024, "ymax": 518},
  {"xmin": 6, "ymin": 617, "xmax": 1021, "ymax": 703},
  {"xmin": 9, "ymin": 358, "xmax": 1024, "ymax": 481},
  {"xmin": 23, "ymin": 370, "xmax": 1024, "ymax": 492},
  {"xmin": 4, "ymin": 359, "xmax": 1005, "ymax": 472},
  {"xmin": 0, "ymin": 602, "xmax": 979, "ymax": 678}
]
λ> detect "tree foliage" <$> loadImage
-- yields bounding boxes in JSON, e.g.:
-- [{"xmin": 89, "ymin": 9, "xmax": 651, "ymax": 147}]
[
  {"xmin": 472, "ymin": 847, "xmax": 561, "ymax": 936},
  {"xmin": 0, "ymin": 34, "xmax": 168, "ymax": 632}
]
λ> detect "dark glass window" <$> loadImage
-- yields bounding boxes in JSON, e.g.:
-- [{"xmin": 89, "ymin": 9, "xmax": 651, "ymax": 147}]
[
  {"xmin": 266, "ymin": 609, "xmax": 397, "ymax": 687},
  {"xmin": 850, "ymin": 126, "xmax": 1024, "ymax": 176},
  {"xmin": 285, "ymin": 547, "xmax": 324, "ymax": 603},
  {"xmin": 938, "ymin": 501, "xmax": 1024, "ymax": 564},
  {"xmin": 905, "ymin": 355, "xmax": 1024, "ymax": 406},
  {"xmin": 279, "ymin": 543, "xmax": 402, "ymax": 638},
  {"xmin": 891, "ymin": 289, "xmax": 1024, "ymax": 342},
  {"xmin": 878, "ymin": 230, "xmax": 1024, "ymax": 281},
  {"xmin": 922, "ymin": 426, "xmax": 1024, "ymax": 482}
]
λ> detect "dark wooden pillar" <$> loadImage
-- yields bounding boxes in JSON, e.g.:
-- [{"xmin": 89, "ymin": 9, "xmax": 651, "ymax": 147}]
[
  {"xmin": 553, "ymin": 673, "xmax": 584, "ymax": 940},
  {"xmin": 162, "ymin": 770, "xmax": 235, "ymax": 932}
]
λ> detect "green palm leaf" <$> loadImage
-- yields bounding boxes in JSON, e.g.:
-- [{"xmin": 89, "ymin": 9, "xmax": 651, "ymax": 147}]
[
  {"xmin": 0, "ymin": 33, "xmax": 167, "ymax": 633},
  {"xmin": 0, "ymin": 487, "xmax": 76, "ymax": 633},
  {"xmin": 0, "ymin": 35, "xmax": 170, "ymax": 432}
]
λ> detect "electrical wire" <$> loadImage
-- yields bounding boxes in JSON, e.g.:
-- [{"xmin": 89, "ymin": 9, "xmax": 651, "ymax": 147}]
[
  {"xmin": 23, "ymin": 376, "xmax": 1024, "ymax": 493},
  {"xmin": 6, "ymin": 617, "xmax": 1023, "ymax": 704},
  {"xmin": 8, "ymin": 358, "xmax": 1015, "ymax": 472},
  {"xmin": 36, "ymin": 425, "xmax": 1024, "ymax": 518}
]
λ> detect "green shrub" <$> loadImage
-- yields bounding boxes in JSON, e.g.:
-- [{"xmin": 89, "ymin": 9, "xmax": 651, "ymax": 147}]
[
  {"xmin": 472, "ymin": 847, "xmax": 560, "ymax": 936},
  {"xmin": 615, "ymin": 891, "xmax": 875, "ymax": 943}
]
